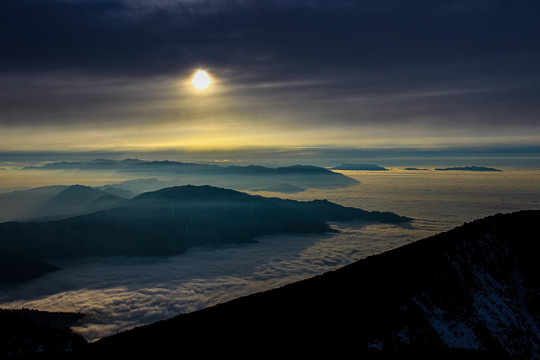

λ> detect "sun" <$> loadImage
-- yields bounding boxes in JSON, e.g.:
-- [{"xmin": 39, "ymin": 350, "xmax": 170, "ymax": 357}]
[{"xmin": 192, "ymin": 69, "xmax": 211, "ymax": 90}]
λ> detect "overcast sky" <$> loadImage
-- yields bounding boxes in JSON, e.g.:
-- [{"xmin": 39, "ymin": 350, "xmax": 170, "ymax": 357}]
[{"xmin": 1, "ymin": 0, "xmax": 539, "ymax": 159}]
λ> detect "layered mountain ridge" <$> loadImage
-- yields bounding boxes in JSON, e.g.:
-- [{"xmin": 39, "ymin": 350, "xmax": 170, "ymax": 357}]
[
  {"xmin": 23, "ymin": 159, "xmax": 359, "ymax": 191},
  {"xmin": 0, "ymin": 185, "xmax": 409, "ymax": 278}
]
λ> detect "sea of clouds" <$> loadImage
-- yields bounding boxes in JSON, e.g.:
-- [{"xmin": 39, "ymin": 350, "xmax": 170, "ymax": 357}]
[
  {"xmin": 1, "ymin": 169, "xmax": 539, "ymax": 341},
  {"xmin": 0, "ymin": 221, "xmax": 431, "ymax": 341}
]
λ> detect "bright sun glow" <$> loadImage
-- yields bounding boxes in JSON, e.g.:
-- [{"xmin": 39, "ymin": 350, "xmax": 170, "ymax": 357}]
[{"xmin": 192, "ymin": 69, "xmax": 211, "ymax": 90}]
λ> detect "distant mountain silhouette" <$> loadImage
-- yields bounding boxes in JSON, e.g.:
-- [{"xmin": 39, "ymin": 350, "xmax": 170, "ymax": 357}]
[
  {"xmin": 24, "ymin": 159, "xmax": 359, "ymax": 190},
  {"xmin": 98, "ymin": 178, "xmax": 177, "ymax": 196},
  {"xmin": 97, "ymin": 186, "xmax": 136, "ymax": 199},
  {"xmin": 25, "ymin": 185, "xmax": 124, "ymax": 221},
  {"xmin": 23, "ymin": 158, "xmax": 145, "ymax": 171},
  {"xmin": 332, "ymin": 163, "xmax": 389, "ymax": 171},
  {"xmin": 80, "ymin": 210, "xmax": 540, "ymax": 358},
  {"xmin": 435, "ymin": 166, "xmax": 503, "ymax": 172},
  {"xmin": 250, "ymin": 183, "xmax": 306, "ymax": 193},
  {"xmin": 28, "ymin": 159, "xmax": 344, "ymax": 177},
  {"xmin": 0, "ymin": 185, "xmax": 409, "ymax": 262},
  {"xmin": 0, "ymin": 185, "xmax": 67, "ymax": 223},
  {"xmin": 0, "ymin": 185, "xmax": 124, "ymax": 223}
]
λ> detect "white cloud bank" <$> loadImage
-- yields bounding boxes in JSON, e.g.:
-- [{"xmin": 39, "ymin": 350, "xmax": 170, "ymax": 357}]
[{"xmin": 0, "ymin": 222, "xmax": 427, "ymax": 342}]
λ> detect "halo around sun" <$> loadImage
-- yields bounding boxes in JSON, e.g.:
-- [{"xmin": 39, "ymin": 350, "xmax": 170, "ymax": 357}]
[{"xmin": 192, "ymin": 69, "xmax": 211, "ymax": 90}]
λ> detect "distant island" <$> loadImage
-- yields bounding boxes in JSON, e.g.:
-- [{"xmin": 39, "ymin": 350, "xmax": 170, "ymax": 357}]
[
  {"xmin": 22, "ymin": 159, "xmax": 359, "ymax": 190},
  {"xmin": 0, "ymin": 185, "xmax": 410, "ymax": 285},
  {"xmin": 404, "ymin": 167, "xmax": 429, "ymax": 171},
  {"xmin": 331, "ymin": 164, "xmax": 389, "ymax": 171},
  {"xmin": 250, "ymin": 183, "xmax": 306, "ymax": 194},
  {"xmin": 435, "ymin": 166, "xmax": 502, "ymax": 172}
]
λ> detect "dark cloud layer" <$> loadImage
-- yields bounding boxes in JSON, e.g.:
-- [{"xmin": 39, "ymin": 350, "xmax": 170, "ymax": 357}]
[
  {"xmin": 1, "ymin": 0, "xmax": 539, "ymax": 137},
  {"xmin": 3, "ymin": 0, "xmax": 539, "ymax": 76}
]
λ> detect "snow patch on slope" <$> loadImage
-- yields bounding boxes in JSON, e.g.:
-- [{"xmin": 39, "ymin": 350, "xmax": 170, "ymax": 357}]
[{"xmin": 412, "ymin": 295, "xmax": 480, "ymax": 349}]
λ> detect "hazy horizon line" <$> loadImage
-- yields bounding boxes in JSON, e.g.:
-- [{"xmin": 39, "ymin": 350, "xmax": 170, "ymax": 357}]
[{"xmin": 1, "ymin": 145, "xmax": 539, "ymax": 168}]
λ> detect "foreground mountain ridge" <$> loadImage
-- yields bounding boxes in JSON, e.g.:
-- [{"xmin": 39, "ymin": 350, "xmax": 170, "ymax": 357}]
[{"xmin": 82, "ymin": 210, "xmax": 540, "ymax": 358}]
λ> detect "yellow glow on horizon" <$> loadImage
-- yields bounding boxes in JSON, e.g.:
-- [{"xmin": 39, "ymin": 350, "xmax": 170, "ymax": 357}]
[
  {"xmin": 191, "ymin": 70, "xmax": 211, "ymax": 90},
  {"xmin": 2, "ymin": 119, "xmax": 540, "ymax": 154}
]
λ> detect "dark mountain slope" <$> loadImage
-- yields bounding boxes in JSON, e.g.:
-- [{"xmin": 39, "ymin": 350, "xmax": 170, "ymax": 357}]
[
  {"xmin": 0, "ymin": 309, "xmax": 87, "ymax": 358},
  {"xmin": 85, "ymin": 210, "xmax": 540, "ymax": 358},
  {"xmin": 0, "ymin": 250, "xmax": 58, "ymax": 285},
  {"xmin": 266, "ymin": 197, "xmax": 408, "ymax": 223},
  {"xmin": 0, "ymin": 185, "xmax": 407, "ymax": 261}
]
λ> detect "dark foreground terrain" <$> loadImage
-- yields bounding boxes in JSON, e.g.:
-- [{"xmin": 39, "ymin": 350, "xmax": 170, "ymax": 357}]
[
  {"xmin": 0, "ymin": 309, "xmax": 86, "ymax": 359},
  {"xmin": 3, "ymin": 210, "xmax": 540, "ymax": 358}
]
